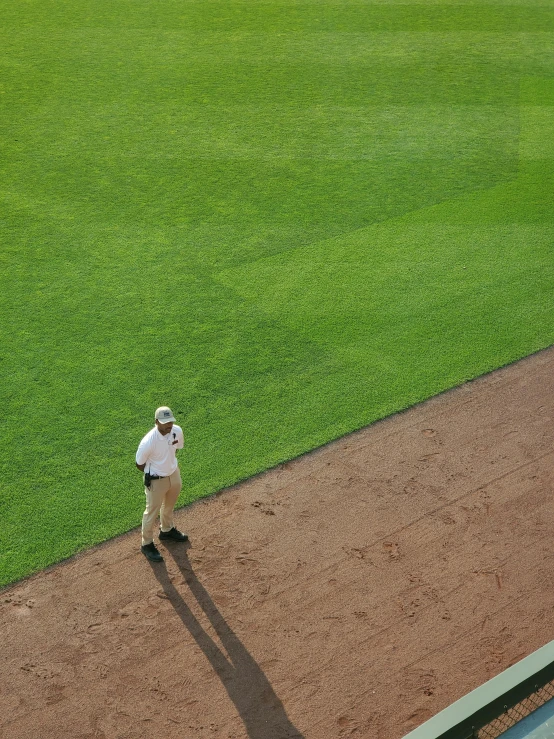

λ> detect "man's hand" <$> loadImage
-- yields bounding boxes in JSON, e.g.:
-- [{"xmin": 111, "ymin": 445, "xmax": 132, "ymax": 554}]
[{"xmin": 136, "ymin": 463, "xmax": 146, "ymax": 472}]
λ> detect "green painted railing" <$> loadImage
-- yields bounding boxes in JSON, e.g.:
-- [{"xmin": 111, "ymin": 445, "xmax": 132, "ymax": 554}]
[{"xmin": 403, "ymin": 641, "xmax": 554, "ymax": 739}]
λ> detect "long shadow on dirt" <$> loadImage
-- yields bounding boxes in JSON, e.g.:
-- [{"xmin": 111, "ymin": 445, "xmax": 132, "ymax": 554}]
[{"xmin": 149, "ymin": 544, "xmax": 304, "ymax": 739}]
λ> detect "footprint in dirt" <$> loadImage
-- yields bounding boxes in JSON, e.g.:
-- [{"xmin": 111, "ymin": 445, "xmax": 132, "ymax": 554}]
[
  {"xmin": 383, "ymin": 541, "xmax": 401, "ymax": 560},
  {"xmin": 4, "ymin": 596, "xmax": 36, "ymax": 617},
  {"xmin": 404, "ymin": 707, "xmax": 433, "ymax": 729},
  {"xmin": 337, "ymin": 715, "xmax": 359, "ymax": 736},
  {"xmin": 252, "ymin": 500, "xmax": 277, "ymax": 516},
  {"xmin": 86, "ymin": 622, "xmax": 111, "ymax": 636}
]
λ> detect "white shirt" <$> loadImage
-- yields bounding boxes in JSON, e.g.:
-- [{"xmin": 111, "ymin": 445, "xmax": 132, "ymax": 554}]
[{"xmin": 136, "ymin": 425, "xmax": 184, "ymax": 477}]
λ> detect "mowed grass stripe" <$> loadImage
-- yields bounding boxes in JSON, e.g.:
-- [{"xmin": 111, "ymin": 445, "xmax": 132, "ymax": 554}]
[
  {"xmin": 218, "ymin": 77, "xmax": 554, "ymax": 452},
  {"xmin": 2, "ymin": 2, "xmax": 552, "ymax": 31}
]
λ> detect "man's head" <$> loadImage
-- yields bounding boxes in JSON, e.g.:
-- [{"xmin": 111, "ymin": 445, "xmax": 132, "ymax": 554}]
[{"xmin": 155, "ymin": 406, "xmax": 176, "ymax": 435}]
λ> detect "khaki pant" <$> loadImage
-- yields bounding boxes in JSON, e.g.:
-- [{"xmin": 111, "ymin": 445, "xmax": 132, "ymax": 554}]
[{"xmin": 141, "ymin": 468, "xmax": 182, "ymax": 546}]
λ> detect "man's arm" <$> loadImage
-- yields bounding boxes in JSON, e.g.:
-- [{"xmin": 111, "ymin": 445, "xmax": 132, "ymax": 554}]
[{"xmin": 136, "ymin": 433, "xmax": 151, "ymax": 472}]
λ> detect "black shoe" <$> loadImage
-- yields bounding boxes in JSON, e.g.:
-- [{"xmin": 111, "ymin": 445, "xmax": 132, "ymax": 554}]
[
  {"xmin": 159, "ymin": 527, "xmax": 189, "ymax": 542},
  {"xmin": 141, "ymin": 543, "xmax": 164, "ymax": 562}
]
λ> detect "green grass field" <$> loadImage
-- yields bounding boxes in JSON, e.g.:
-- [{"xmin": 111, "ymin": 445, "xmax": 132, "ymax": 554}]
[{"xmin": 1, "ymin": 0, "xmax": 553, "ymax": 588}]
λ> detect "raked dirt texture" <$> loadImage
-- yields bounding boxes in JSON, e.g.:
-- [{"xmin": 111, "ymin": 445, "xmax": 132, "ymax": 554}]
[{"xmin": 1, "ymin": 0, "xmax": 553, "ymax": 586}]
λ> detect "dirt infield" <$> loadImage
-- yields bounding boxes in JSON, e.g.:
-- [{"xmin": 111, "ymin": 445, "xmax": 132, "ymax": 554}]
[{"xmin": 2, "ymin": 347, "xmax": 554, "ymax": 739}]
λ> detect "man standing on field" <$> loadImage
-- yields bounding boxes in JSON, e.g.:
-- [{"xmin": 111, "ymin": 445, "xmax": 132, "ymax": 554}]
[{"xmin": 136, "ymin": 406, "xmax": 188, "ymax": 562}]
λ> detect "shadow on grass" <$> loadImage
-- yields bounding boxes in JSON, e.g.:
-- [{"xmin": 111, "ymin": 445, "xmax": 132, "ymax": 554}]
[{"xmin": 149, "ymin": 543, "xmax": 304, "ymax": 739}]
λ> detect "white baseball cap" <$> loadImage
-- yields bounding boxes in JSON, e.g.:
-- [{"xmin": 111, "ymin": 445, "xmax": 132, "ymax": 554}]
[{"xmin": 155, "ymin": 406, "xmax": 176, "ymax": 424}]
